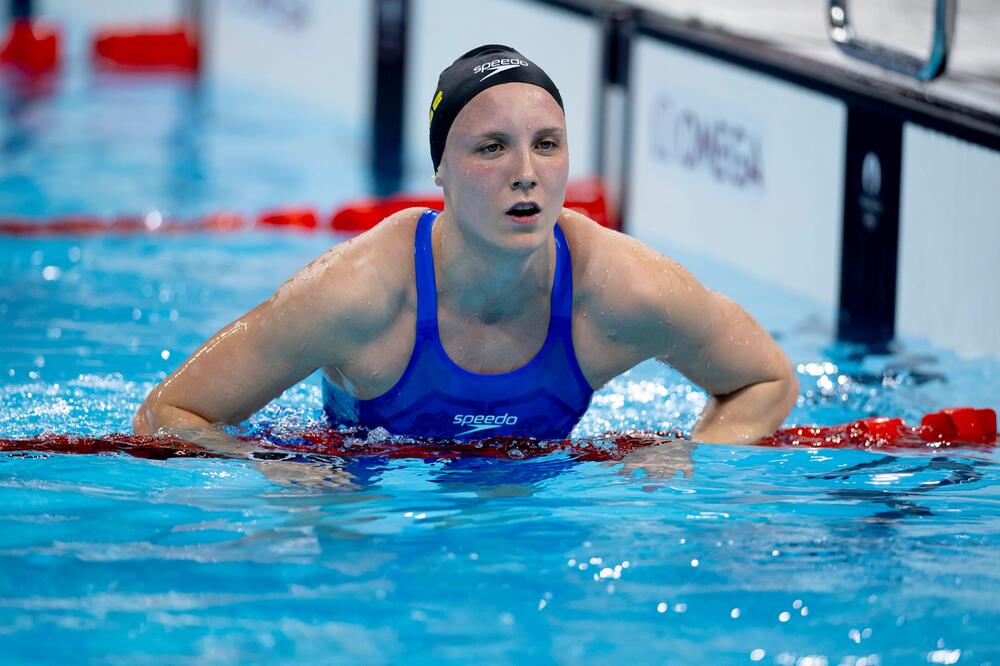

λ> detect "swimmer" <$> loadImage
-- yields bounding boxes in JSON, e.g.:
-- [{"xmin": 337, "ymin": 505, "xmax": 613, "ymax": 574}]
[{"xmin": 133, "ymin": 45, "xmax": 798, "ymax": 476}]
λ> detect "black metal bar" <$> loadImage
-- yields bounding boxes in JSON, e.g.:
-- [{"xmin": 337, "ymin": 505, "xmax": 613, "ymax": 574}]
[
  {"xmin": 371, "ymin": 0, "xmax": 408, "ymax": 196},
  {"xmin": 598, "ymin": 6, "xmax": 634, "ymax": 230},
  {"xmin": 10, "ymin": 0, "xmax": 32, "ymax": 20},
  {"xmin": 836, "ymin": 105, "xmax": 903, "ymax": 347}
]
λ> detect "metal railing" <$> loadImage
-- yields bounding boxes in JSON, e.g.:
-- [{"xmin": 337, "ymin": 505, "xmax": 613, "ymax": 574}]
[{"xmin": 828, "ymin": 0, "xmax": 957, "ymax": 81}]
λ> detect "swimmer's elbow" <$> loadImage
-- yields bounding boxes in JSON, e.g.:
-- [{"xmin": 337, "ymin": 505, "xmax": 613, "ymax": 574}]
[
  {"xmin": 132, "ymin": 398, "xmax": 160, "ymax": 435},
  {"xmin": 771, "ymin": 358, "xmax": 799, "ymax": 425},
  {"xmin": 132, "ymin": 390, "xmax": 213, "ymax": 435}
]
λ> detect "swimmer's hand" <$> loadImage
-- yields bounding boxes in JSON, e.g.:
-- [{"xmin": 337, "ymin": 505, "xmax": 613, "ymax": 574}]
[
  {"xmin": 250, "ymin": 453, "xmax": 357, "ymax": 491},
  {"xmin": 155, "ymin": 425, "xmax": 253, "ymax": 457},
  {"xmin": 154, "ymin": 426, "xmax": 357, "ymax": 491},
  {"xmin": 616, "ymin": 441, "xmax": 695, "ymax": 487}
]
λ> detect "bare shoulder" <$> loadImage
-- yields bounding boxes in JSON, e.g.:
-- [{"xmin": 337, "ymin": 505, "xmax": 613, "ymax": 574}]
[
  {"xmin": 263, "ymin": 208, "xmax": 423, "ymax": 340},
  {"xmin": 558, "ymin": 207, "xmax": 717, "ymax": 378},
  {"xmin": 558, "ymin": 208, "xmax": 698, "ymax": 320}
]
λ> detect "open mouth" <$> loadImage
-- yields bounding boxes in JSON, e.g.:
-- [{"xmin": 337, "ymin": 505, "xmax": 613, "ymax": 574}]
[{"xmin": 506, "ymin": 202, "xmax": 541, "ymax": 218}]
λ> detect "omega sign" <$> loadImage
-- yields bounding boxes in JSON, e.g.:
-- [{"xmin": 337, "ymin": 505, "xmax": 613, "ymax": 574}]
[
  {"xmin": 649, "ymin": 94, "xmax": 764, "ymax": 189},
  {"xmin": 230, "ymin": 0, "xmax": 310, "ymax": 29}
]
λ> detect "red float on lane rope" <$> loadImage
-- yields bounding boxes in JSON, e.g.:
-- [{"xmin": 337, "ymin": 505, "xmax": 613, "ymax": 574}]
[
  {"xmin": 756, "ymin": 408, "xmax": 997, "ymax": 450},
  {"xmin": 0, "ymin": 19, "xmax": 59, "ymax": 73},
  {"xmin": 0, "ymin": 212, "xmax": 249, "ymax": 236},
  {"xmin": 0, "ymin": 180, "xmax": 614, "ymax": 237},
  {"xmin": 258, "ymin": 207, "xmax": 319, "ymax": 230},
  {"xmin": 0, "ymin": 408, "xmax": 995, "ymax": 461},
  {"xmin": 92, "ymin": 22, "xmax": 198, "ymax": 72}
]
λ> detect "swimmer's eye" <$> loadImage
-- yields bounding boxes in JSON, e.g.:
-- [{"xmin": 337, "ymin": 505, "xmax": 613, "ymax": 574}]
[
  {"xmin": 477, "ymin": 142, "xmax": 504, "ymax": 154},
  {"xmin": 536, "ymin": 139, "xmax": 560, "ymax": 151}
]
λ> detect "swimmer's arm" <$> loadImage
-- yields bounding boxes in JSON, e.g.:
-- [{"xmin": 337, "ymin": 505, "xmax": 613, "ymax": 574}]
[
  {"xmin": 132, "ymin": 243, "xmax": 380, "ymax": 444},
  {"xmin": 673, "ymin": 291, "xmax": 798, "ymax": 444},
  {"xmin": 622, "ymin": 248, "xmax": 798, "ymax": 444}
]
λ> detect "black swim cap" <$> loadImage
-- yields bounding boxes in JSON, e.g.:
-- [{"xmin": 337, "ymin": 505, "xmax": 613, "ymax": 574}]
[{"xmin": 429, "ymin": 44, "xmax": 564, "ymax": 172}]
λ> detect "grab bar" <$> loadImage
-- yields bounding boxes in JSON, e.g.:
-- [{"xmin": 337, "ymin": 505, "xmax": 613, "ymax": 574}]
[{"xmin": 828, "ymin": 0, "xmax": 956, "ymax": 81}]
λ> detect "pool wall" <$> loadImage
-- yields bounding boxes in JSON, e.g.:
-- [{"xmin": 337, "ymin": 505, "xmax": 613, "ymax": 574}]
[{"xmin": 13, "ymin": 0, "xmax": 1000, "ymax": 359}]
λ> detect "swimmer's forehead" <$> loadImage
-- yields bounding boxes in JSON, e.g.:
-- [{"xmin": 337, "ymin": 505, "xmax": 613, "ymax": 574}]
[{"xmin": 450, "ymin": 83, "xmax": 566, "ymax": 140}]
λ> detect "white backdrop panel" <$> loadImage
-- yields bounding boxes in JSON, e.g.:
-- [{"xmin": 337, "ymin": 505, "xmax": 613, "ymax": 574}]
[
  {"xmin": 203, "ymin": 0, "xmax": 373, "ymax": 128},
  {"xmin": 627, "ymin": 37, "xmax": 846, "ymax": 313},
  {"xmin": 403, "ymin": 0, "xmax": 602, "ymax": 189},
  {"xmin": 36, "ymin": 0, "xmax": 184, "ymax": 65},
  {"xmin": 38, "ymin": 0, "xmax": 183, "ymax": 28},
  {"xmin": 898, "ymin": 125, "xmax": 1000, "ymax": 359}
]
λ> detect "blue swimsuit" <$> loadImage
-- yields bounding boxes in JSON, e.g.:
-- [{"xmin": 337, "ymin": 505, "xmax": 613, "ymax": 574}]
[{"xmin": 323, "ymin": 209, "xmax": 594, "ymax": 440}]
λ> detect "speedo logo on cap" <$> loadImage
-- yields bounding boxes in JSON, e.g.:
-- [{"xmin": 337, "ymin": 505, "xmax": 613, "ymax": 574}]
[
  {"xmin": 474, "ymin": 57, "xmax": 529, "ymax": 82},
  {"xmin": 453, "ymin": 413, "xmax": 518, "ymax": 436}
]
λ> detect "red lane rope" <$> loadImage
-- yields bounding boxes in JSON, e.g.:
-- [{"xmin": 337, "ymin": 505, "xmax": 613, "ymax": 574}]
[
  {"xmin": 0, "ymin": 179, "xmax": 614, "ymax": 237},
  {"xmin": 1, "ymin": 409, "xmax": 994, "ymax": 462},
  {"xmin": 92, "ymin": 22, "xmax": 198, "ymax": 73},
  {"xmin": 2, "ymin": 19, "xmax": 200, "ymax": 74},
  {"xmin": 756, "ymin": 408, "xmax": 997, "ymax": 451},
  {"xmin": 0, "ymin": 19, "xmax": 59, "ymax": 73}
]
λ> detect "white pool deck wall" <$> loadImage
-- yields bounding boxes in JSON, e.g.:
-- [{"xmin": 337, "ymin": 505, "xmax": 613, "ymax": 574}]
[
  {"xmin": 625, "ymin": 37, "xmax": 847, "ymax": 323},
  {"xmin": 201, "ymin": 0, "xmax": 373, "ymax": 128},
  {"xmin": 898, "ymin": 127, "xmax": 1000, "ymax": 359},
  {"xmin": 37, "ymin": 0, "xmax": 183, "ymax": 32}
]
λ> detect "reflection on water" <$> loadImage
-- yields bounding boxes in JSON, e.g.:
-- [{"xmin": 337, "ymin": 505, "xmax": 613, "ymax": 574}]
[
  {"xmin": 808, "ymin": 454, "xmax": 990, "ymax": 521},
  {"xmin": 0, "ymin": 436, "xmax": 997, "ymax": 662}
]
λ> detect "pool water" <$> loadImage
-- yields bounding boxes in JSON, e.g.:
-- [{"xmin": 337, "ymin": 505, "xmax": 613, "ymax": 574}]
[{"xmin": 2, "ymin": 66, "xmax": 1000, "ymax": 665}]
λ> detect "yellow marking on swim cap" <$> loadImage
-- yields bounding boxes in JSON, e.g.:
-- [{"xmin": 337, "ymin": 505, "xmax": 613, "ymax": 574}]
[{"xmin": 429, "ymin": 90, "xmax": 443, "ymax": 123}]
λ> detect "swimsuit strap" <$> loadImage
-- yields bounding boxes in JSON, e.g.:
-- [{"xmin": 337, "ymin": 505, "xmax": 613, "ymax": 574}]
[
  {"xmin": 414, "ymin": 209, "xmax": 441, "ymax": 328},
  {"xmin": 550, "ymin": 223, "xmax": 574, "ymax": 322}
]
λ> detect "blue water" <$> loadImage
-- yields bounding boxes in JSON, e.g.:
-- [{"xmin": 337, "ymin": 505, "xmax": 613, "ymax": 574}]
[{"xmin": 2, "ymin": 61, "xmax": 1000, "ymax": 665}]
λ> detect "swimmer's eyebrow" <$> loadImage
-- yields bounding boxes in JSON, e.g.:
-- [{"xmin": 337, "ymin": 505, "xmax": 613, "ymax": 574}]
[
  {"xmin": 533, "ymin": 127, "xmax": 565, "ymax": 138},
  {"xmin": 475, "ymin": 127, "xmax": 566, "ymax": 140}
]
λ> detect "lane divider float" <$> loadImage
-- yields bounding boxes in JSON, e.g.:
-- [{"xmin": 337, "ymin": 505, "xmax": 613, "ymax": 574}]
[
  {"xmin": 0, "ymin": 408, "xmax": 994, "ymax": 461},
  {"xmin": 0, "ymin": 19, "xmax": 59, "ymax": 73},
  {"xmin": 1, "ymin": 18, "xmax": 199, "ymax": 74},
  {"xmin": 92, "ymin": 21, "xmax": 198, "ymax": 72},
  {"xmin": 0, "ymin": 178, "xmax": 614, "ymax": 236}
]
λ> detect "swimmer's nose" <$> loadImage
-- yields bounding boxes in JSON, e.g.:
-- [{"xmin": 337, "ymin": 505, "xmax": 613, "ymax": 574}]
[{"xmin": 511, "ymin": 146, "xmax": 538, "ymax": 191}]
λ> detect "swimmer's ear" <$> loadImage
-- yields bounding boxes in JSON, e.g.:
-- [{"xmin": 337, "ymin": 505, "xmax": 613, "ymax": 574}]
[{"xmin": 433, "ymin": 170, "xmax": 443, "ymax": 188}]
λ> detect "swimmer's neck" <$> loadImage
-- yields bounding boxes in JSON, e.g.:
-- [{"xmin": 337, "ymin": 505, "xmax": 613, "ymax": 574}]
[{"xmin": 432, "ymin": 213, "xmax": 554, "ymax": 324}]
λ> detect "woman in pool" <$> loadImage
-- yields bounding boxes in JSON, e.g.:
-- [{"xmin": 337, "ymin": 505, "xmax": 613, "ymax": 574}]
[{"xmin": 133, "ymin": 45, "xmax": 798, "ymax": 472}]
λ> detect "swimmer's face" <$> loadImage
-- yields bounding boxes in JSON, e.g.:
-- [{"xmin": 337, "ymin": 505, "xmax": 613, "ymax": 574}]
[{"xmin": 437, "ymin": 82, "xmax": 568, "ymax": 250}]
